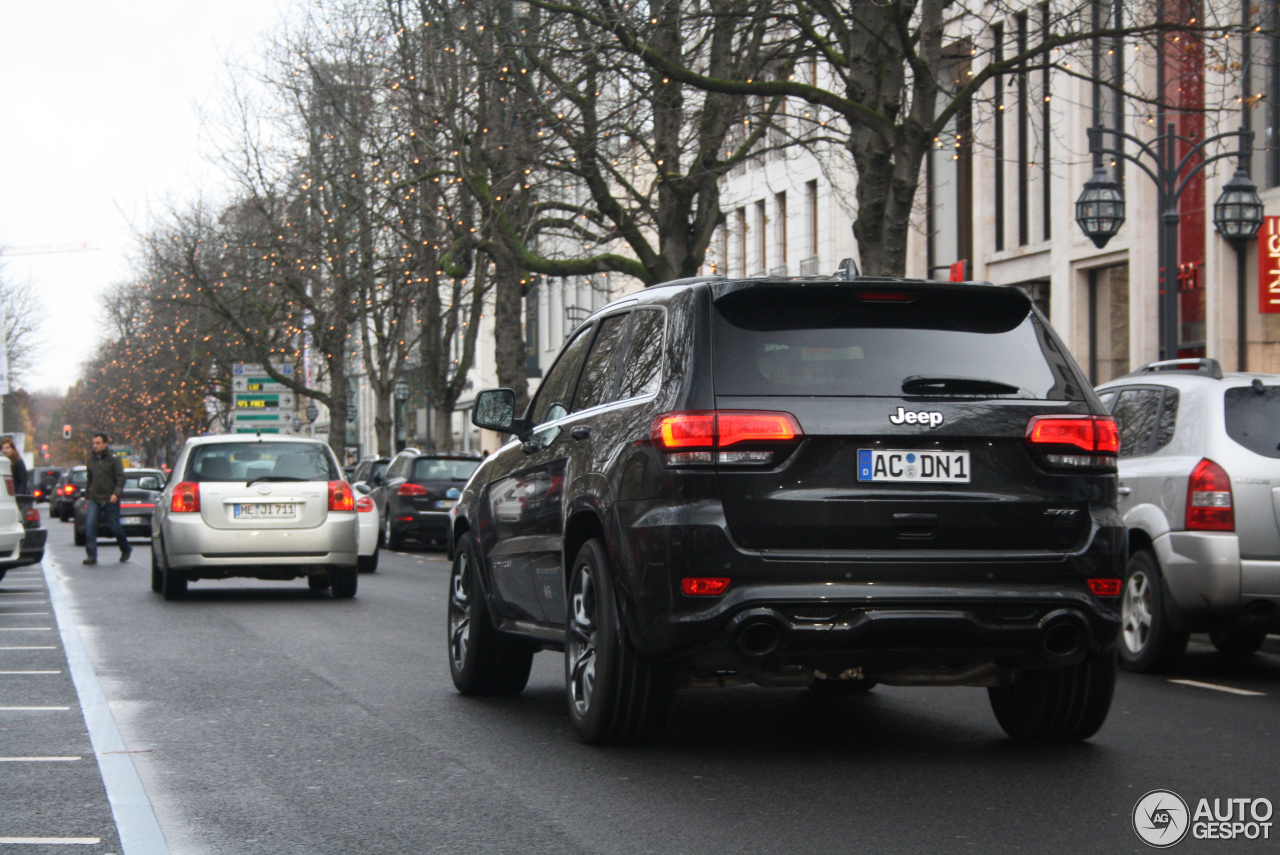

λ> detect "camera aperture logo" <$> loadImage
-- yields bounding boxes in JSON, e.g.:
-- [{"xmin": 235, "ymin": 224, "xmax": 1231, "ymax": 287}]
[{"xmin": 1134, "ymin": 790, "xmax": 1190, "ymax": 848}]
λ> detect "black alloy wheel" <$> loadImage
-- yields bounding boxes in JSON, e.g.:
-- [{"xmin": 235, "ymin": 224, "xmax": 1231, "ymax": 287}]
[
  {"xmin": 447, "ymin": 533, "xmax": 532, "ymax": 695},
  {"xmin": 566, "ymin": 538, "xmax": 676, "ymax": 745}
]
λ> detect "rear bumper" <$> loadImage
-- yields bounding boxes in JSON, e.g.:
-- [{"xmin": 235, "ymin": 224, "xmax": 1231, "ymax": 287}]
[
  {"xmin": 611, "ymin": 500, "xmax": 1124, "ymax": 679},
  {"xmin": 1153, "ymin": 531, "xmax": 1280, "ymax": 629},
  {"xmin": 0, "ymin": 527, "xmax": 45, "ymax": 570},
  {"xmin": 390, "ymin": 510, "xmax": 450, "ymax": 542},
  {"xmin": 162, "ymin": 513, "xmax": 358, "ymax": 570}
]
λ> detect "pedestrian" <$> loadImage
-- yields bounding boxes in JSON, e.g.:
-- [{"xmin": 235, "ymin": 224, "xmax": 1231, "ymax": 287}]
[
  {"xmin": 0, "ymin": 436, "xmax": 28, "ymax": 500},
  {"xmin": 83, "ymin": 432, "xmax": 130, "ymax": 565}
]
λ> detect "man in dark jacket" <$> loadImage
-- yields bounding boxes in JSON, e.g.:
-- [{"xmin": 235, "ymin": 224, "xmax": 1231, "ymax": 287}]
[{"xmin": 83, "ymin": 432, "xmax": 130, "ymax": 565}]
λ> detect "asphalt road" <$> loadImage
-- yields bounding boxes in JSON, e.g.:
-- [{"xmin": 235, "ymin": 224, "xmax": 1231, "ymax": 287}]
[{"xmin": 4, "ymin": 522, "xmax": 1279, "ymax": 854}]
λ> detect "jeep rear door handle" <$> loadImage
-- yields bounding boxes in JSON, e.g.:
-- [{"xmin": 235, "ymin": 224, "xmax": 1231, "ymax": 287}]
[{"xmin": 570, "ymin": 426, "xmax": 592, "ymax": 441}]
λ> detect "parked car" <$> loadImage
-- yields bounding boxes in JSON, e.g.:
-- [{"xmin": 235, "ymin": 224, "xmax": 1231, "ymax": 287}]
[
  {"xmin": 449, "ymin": 269, "xmax": 1125, "ymax": 744},
  {"xmin": 30, "ymin": 466, "xmax": 64, "ymax": 503},
  {"xmin": 1097, "ymin": 358, "xmax": 1280, "ymax": 671},
  {"xmin": 355, "ymin": 489, "xmax": 380, "ymax": 573},
  {"xmin": 350, "ymin": 454, "xmax": 393, "ymax": 537},
  {"xmin": 150, "ymin": 436, "xmax": 359, "ymax": 600},
  {"xmin": 375, "ymin": 450, "xmax": 479, "ymax": 550},
  {"xmin": 49, "ymin": 466, "xmax": 87, "ymax": 521},
  {"xmin": 0, "ymin": 458, "xmax": 36, "ymax": 583},
  {"xmin": 73, "ymin": 468, "xmax": 167, "ymax": 546}
]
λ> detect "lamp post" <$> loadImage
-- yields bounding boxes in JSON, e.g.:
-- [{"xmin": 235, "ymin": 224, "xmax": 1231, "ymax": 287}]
[
  {"xmin": 1213, "ymin": 167, "xmax": 1265, "ymax": 370},
  {"xmin": 1076, "ymin": 124, "xmax": 1258, "ymax": 362},
  {"xmin": 393, "ymin": 377, "xmax": 410, "ymax": 452}
]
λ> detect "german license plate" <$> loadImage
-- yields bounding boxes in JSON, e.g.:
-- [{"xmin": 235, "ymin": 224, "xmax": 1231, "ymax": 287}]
[
  {"xmin": 233, "ymin": 503, "xmax": 297, "ymax": 518},
  {"xmin": 436, "ymin": 499, "xmax": 457, "ymax": 510},
  {"xmin": 857, "ymin": 449, "xmax": 970, "ymax": 483},
  {"xmin": 122, "ymin": 516, "xmax": 144, "ymax": 525}
]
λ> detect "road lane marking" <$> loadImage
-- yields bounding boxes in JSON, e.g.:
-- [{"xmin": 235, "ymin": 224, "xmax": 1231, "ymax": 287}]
[
  {"xmin": 0, "ymin": 627, "xmax": 52, "ymax": 630},
  {"xmin": 0, "ymin": 706, "xmax": 71, "ymax": 711},
  {"xmin": 0, "ymin": 600, "xmax": 51, "ymax": 605},
  {"xmin": 1168, "ymin": 678, "xmax": 1266, "ymax": 696},
  {"xmin": 43, "ymin": 554, "xmax": 172, "ymax": 855},
  {"xmin": 0, "ymin": 669, "xmax": 62, "ymax": 674},
  {"xmin": 0, "ymin": 646, "xmax": 56, "ymax": 650},
  {"xmin": 0, "ymin": 756, "xmax": 81, "ymax": 761},
  {"xmin": 0, "ymin": 612, "xmax": 53, "ymax": 616},
  {"xmin": 0, "ymin": 838, "xmax": 101, "ymax": 844}
]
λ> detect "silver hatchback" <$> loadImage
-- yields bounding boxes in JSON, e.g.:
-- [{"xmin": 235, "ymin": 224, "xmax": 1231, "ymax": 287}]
[
  {"xmin": 1097, "ymin": 358, "xmax": 1280, "ymax": 670},
  {"xmin": 151, "ymin": 435, "xmax": 359, "ymax": 600}
]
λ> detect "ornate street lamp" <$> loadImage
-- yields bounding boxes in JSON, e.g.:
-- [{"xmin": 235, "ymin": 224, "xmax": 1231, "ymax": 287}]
[
  {"xmin": 1074, "ymin": 166, "xmax": 1126, "ymax": 249},
  {"xmin": 394, "ymin": 377, "xmax": 410, "ymax": 401},
  {"xmin": 1214, "ymin": 166, "xmax": 1264, "ymax": 371}
]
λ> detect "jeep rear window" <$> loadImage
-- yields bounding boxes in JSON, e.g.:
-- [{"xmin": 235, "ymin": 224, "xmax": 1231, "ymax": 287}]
[
  {"xmin": 1224, "ymin": 386, "xmax": 1280, "ymax": 458},
  {"xmin": 711, "ymin": 285, "xmax": 1081, "ymax": 400}
]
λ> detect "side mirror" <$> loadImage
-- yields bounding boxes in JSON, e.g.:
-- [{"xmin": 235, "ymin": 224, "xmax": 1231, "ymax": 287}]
[
  {"xmin": 472, "ymin": 388, "xmax": 520, "ymax": 433},
  {"xmin": 353, "ymin": 481, "xmax": 372, "ymax": 495}
]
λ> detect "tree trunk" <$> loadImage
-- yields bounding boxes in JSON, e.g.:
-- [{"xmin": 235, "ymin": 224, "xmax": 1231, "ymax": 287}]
[
  {"xmin": 491, "ymin": 248, "xmax": 531, "ymax": 416},
  {"xmin": 432, "ymin": 403, "xmax": 453, "ymax": 451},
  {"xmin": 374, "ymin": 393, "xmax": 393, "ymax": 456}
]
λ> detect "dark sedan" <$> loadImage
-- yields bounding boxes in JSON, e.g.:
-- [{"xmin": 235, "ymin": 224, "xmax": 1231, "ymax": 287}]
[
  {"xmin": 375, "ymin": 452, "xmax": 480, "ymax": 549},
  {"xmin": 49, "ymin": 466, "xmax": 87, "ymax": 521},
  {"xmin": 73, "ymin": 469, "xmax": 166, "ymax": 545}
]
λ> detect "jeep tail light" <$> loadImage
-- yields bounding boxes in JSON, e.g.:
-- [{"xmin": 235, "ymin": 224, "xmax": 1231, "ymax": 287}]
[
  {"xmin": 329, "ymin": 481, "xmax": 355, "ymax": 512},
  {"xmin": 1087, "ymin": 578, "xmax": 1122, "ymax": 597},
  {"xmin": 681, "ymin": 577, "xmax": 731, "ymax": 596},
  {"xmin": 171, "ymin": 482, "xmax": 200, "ymax": 513},
  {"xmin": 1024, "ymin": 415, "xmax": 1119, "ymax": 468},
  {"xmin": 1186, "ymin": 458, "xmax": 1233, "ymax": 531},
  {"xmin": 651, "ymin": 410, "xmax": 802, "ymax": 467},
  {"xmin": 64, "ymin": 484, "xmax": 76, "ymax": 495},
  {"xmin": 397, "ymin": 482, "xmax": 429, "ymax": 496},
  {"xmin": 356, "ymin": 496, "xmax": 375, "ymax": 512},
  {"xmin": 33, "ymin": 489, "xmax": 42, "ymax": 499}
]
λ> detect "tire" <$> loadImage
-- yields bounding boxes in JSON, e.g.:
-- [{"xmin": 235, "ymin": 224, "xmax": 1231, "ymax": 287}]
[
  {"xmin": 73, "ymin": 527, "xmax": 85, "ymax": 546},
  {"xmin": 162, "ymin": 565, "xmax": 187, "ymax": 601},
  {"xmin": 358, "ymin": 549, "xmax": 379, "ymax": 574},
  {"xmin": 566, "ymin": 538, "xmax": 676, "ymax": 745},
  {"xmin": 308, "ymin": 574, "xmax": 332, "ymax": 592},
  {"xmin": 331, "ymin": 566, "xmax": 358, "ymax": 599},
  {"xmin": 0, "ymin": 569, "xmax": 7, "ymax": 583},
  {"xmin": 387, "ymin": 516, "xmax": 405, "ymax": 551},
  {"xmin": 809, "ymin": 677, "xmax": 878, "ymax": 694},
  {"xmin": 150, "ymin": 547, "xmax": 163, "ymax": 593},
  {"xmin": 447, "ymin": 533, "xmax": 533, "ymax": 696},
  {"xmin": 1209, "ymin": 625, "xmax": 1268, "ymax": 657},
  {"xmin": 988, "ymin": 652, "xmax": 1117, "ymax": 741},
  {"xmin": 1119, "ymin": 549, "xmax": 1189, "ymax": 672}
]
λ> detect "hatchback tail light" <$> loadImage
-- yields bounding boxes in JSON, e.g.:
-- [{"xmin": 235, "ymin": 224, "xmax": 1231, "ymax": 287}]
[
  {"xmin": 24, "ymin": 506, "xmax": 40, "ymax": 525},
  {"xmin": 397, "ymin": 482, "xmax": 429, "ymax": 496},
  {"xmin": 171, "ymin": 482, "xmax": 200, "ymax": 513},
  {"xmin": 1024, "ymin": 415, "xmax": 1119, "ymax": 468},
  {"xmin": 329, "ymin": 481, "xmax": 355, "ymax": 512},
  {"xmin": 651, "ymin": 410, "xmax": 803, "ymax": 467},
  {"xmin": 3, "ymin": 477, "xmax": 12, "ymax": 496},
  {"xmin": 1186, "ymin": 458, "xmax": 1233, "ymax": 531},
  {"xmin": 356, "ymin": 496, "xmax": 375, "ymax": 512}
]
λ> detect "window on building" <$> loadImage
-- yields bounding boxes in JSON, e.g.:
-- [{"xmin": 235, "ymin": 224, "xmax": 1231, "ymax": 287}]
[
  {"xmin": 1086, "ymin": 264, "xmax": 1130, "ymax": 385},
  {"xmin": 806, "ymin": 180, "xmax": 819, "ymax": 265},
  {"xmin": 927, "ymin": 43, "xmax": 973, "ymax": 279},
  {"xmin": 737, "ymin": 207, "xmax": 747, "ymax": 278},
  {"xmin": 1263, "ymin": 0, "xmax": 1280, "ymax": 188},
  {"xmin": 1039, "ymin": 3, "xmax": 1051, "ymax": 241},
  {"xmin": 1016, "ymin": 12, "xmax": 1030, "ymax": 247},
  {"xmin": 756, "ymin": 199, "xmax": 767, "ymax": 273},
  {"xmin": 993, "ymin": 22, "xmax": 1005, "ymax": 253},
  {"xmin": 775, "ymin": 191, "xmax": 788, "ymax": 270}
]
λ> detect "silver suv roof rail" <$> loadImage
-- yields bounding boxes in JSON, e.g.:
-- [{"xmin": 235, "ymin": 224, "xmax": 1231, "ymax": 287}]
[{"xmin": 1129, "ymin": 358, "xmax": 1223, "ymax": 380}]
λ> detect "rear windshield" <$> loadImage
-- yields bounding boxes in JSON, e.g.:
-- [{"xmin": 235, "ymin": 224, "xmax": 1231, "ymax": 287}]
[
  {"xmin": 125, "ymin": 473, "xmax": 166, "ymax": 491},
  {"xmin": 712, "ymin": 285, "xmax": 1082, "ymax": 400},
  {"xmin": 412, "ymin": 458, "xmax": 480, "ymax": 482},
  {"xmin": 70, "ymin": 471, "xmax": 88, "ymax": 486},
  {"xmin": 1224, "ymin": 386, "xmax": 1280, "ymax": 458},
  {"xmin": 185, "ymin": 442, "xmax": 340, "ymax": 482}
]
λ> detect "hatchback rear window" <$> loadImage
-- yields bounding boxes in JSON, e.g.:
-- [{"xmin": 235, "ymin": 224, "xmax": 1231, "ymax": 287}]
[
  {"xmin": 71, "ymin": 471, "xmax": 88, "ymax": 486},
  {"xmin": 711, "ymin": 284, "xmax": 1082, "ymax": 400},
  {"xmin": 1224, "ymin": 386, "xmax": 1280, "ymax": 458},
  {"xmin": 186, "ymin": 442, "xmax": 339, "ymax": 482},
  {"xmin": 412, "ymin": 458, "xmax": 480, "ymax": 481}
]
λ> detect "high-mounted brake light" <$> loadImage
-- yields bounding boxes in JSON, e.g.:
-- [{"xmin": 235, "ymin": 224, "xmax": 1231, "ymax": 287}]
[
  {"xmin": 171, "ymin": 482, "xmax": 200, "ymax": 513},
  {"xmin": 356, "ymin": 496, "xmax": 375, "ymax": 512},
  {"xmin": 328, "ymin": 481, "xmax": 355, "ymax": 512},
  {"xmin": 651, "ymin": 411, "xmax": 802, "ymax": 467},
  {"xmin": 397, "ymin": 482, "xmax": 429, "ymax": 496},
  {"xmin": 681, "ymin": 577, "xmax": 731, "ymax": 596},
  {"xmin": 1186, "ymin": 458, "xmax": 1233, "ymax": 531},
  {"xmin": 1024, "ymin": 415, "xmax": 1119, "ymax": 468}
]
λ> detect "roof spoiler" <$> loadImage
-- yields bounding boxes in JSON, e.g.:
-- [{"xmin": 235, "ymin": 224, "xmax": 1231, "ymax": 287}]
[{"xmin": 1127, "ymin": 358, "xmax": 1223, "ymax": 380}]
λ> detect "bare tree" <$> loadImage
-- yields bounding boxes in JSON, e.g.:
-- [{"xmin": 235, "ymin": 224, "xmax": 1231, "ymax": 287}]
[{"xmin": 0, "ymin": 267, "xmax": 47, "ymax": 387}]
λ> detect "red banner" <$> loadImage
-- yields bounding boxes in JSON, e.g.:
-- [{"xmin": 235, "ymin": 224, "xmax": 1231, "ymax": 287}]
[{"xmin": 1261, "ymin": 216, "xmax": 1280, "ymax": 314}]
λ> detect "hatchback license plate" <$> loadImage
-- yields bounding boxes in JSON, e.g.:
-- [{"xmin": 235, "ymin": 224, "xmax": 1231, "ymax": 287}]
[
  {"xmin": 857, "ymin": 449, "xmax": 970, "ymax": 483},
  {"xmin": 233, "ymin": 503, "xmax": 297, "ymax": 518},
  {"xmin": 121, "ymin": 516, "xmax": 144, "ymax": 525}
]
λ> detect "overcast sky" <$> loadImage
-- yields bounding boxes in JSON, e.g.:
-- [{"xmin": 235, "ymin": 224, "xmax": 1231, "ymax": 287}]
[{"xmin": 0, "ymin": 1, "xmax": 286, "ymax": 394}]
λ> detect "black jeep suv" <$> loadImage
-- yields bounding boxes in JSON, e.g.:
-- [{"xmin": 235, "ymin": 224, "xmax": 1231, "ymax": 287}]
[{"xmin": 449, "ymin": 271, "xmax": 1124, "ymax": 744}]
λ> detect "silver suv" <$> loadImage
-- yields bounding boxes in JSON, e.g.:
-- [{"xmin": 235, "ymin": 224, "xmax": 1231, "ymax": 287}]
[{"xmin": 1097, "ymin": 358, "xmax": 1280, "ymax": 671}]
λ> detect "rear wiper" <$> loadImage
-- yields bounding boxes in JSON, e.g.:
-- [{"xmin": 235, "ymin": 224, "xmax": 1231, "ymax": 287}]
[
  {"xmin": 902, "ymin": 375, "xmax": 1026, "ymax": 396},
  {"xmin": 244, "ymin": 475, "xmax": 310, "ymax": 487}
]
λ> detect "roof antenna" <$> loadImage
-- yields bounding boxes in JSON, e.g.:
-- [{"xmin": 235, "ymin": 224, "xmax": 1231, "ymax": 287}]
[{"xmin": 834, "ymin": 257, "xmax": 860, "ymax": 280}]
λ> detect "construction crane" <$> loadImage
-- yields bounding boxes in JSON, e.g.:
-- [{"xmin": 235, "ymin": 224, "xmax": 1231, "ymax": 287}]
[{"xmin": 0, "ymin": 242, "xmax": 101, "ymax": 256}]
